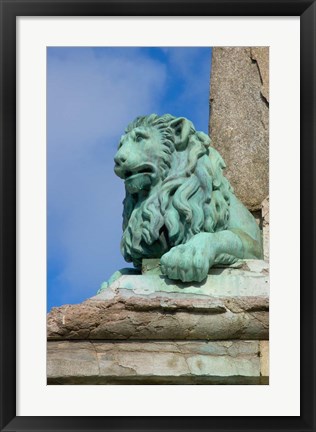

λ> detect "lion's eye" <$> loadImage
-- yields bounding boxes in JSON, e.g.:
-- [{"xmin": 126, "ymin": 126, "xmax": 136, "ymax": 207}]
[{"xmin": 135, "ymin": 134, "xmax": 143, "ymax": 142}]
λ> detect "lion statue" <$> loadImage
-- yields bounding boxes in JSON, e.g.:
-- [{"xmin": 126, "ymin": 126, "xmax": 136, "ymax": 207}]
[{"xmin": 113, "ymin": 114, "xmax": 263, "ymax": 283}]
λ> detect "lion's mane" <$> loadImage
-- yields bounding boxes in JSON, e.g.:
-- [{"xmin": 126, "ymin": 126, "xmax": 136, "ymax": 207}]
[{"xmin": 120, "ymin": 114, "xmax": 233, "ymax": 266}]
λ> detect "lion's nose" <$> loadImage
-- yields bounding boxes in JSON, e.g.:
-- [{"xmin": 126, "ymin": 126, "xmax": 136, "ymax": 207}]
[{"xmin": 114, "ymin": 154, "xmax": 126, "ymax": 166}]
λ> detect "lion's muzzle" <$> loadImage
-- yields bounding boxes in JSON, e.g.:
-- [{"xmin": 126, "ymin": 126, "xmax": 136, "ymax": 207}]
[{"xmin": 114, "ymin": 160, "xmax": 156, "ymax": 193}]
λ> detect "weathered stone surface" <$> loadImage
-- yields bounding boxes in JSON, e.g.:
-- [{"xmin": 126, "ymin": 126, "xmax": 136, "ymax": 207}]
[
  {"xmin": 210, "ymin": 47, "xmax": 269, "ymax": 210},
  {"xmin": 259, "ymin": 340, "xmax": 269, "ymax": 377},
  {"xmin": 47, "ymin": 260, "xmax": 269, "ymax": 341},
  {"xmin": 47, "ymin": 340, "xmax": 268, "ymax": 385},
  {"xmin": 47, "ymin": 341, "xmax": 99, "ymax": 379}
]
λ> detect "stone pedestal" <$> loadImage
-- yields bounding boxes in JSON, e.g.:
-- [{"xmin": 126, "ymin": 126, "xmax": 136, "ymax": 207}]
[{"xmin": 47, "ymin": 260, "xmax": 269, "ymax": 385}]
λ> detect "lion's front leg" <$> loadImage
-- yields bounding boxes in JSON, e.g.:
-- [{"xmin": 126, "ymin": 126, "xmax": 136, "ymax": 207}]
[{"xmin": 160, "ymin": 231, "xmax": 245, "ymax": 283}]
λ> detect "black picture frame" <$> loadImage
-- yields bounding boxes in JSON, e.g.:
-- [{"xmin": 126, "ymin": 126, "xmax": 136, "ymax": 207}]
[{"xmin": 1, "ymin": 0, "xmax": 315, "ymax": 431}]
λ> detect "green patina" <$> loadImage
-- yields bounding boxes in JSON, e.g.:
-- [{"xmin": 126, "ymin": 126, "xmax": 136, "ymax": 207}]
[{"xmin": 103, "ymin": 114, "xmax": 262, "ymax": 289}]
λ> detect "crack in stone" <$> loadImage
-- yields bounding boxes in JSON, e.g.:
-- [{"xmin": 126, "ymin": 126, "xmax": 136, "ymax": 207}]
[
  {"xmin": 260, "ymin": 92, "xmax": 269, "ymax": 108},
  {"xmin": 250, "ymin": 49, "xmax": 269, "ymax": 108}
]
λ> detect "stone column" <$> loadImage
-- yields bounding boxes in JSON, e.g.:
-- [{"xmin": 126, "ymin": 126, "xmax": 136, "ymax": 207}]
[{"xmin": 209, "ymin": 47, "xmax": 269, "ymax": 212}]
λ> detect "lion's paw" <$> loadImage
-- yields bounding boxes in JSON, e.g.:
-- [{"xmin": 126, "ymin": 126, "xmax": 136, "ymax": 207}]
[{"xmin": 160, "ymin": 242, "xmax": 211, "ymax": 283}]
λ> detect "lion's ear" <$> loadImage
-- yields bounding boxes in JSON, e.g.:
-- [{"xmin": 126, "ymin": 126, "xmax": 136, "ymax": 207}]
[{"xmin": 170, "ymin": 117, "xmax": 192, "ymax": 150}]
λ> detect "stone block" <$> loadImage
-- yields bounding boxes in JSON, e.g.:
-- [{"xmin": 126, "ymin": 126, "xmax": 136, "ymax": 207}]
[{"xmin": 47, "ymin": 340, "xmax": 267, "ymax": 385}]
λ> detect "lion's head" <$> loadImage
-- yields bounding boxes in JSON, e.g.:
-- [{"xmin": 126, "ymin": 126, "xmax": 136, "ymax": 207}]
[{"xmin": 114, "ymin": 114, "xmax": 233, "ymax": 267}]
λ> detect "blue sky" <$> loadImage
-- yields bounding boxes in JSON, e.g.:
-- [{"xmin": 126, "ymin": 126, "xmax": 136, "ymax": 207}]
[{"xmin": 47, "ymin": 47, "xmax": 212, "ymax": 311}]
